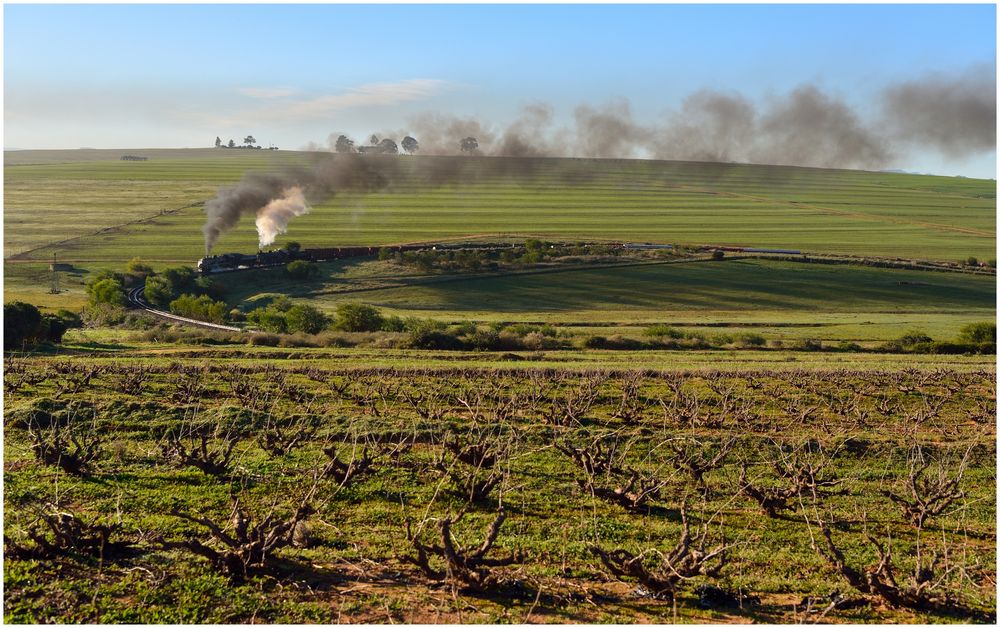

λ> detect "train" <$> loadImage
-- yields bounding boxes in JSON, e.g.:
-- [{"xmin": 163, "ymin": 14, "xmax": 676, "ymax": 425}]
[
  {"xmin": 196, "ymin": 242, "xmax": 802, "ymax": 274},
  {"xmin": 196, "ymin": 243, "xmax": 518, "ymax": 274},
  {"xmin": 716, "ymin": 246, "xmax": 802, "ymax": 255},
  {"xmin": 198, "ymin": 246, "xmax": 387, "ymax": 274}
]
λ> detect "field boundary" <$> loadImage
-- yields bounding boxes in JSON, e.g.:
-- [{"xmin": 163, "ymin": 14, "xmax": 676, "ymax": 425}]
[{"xmin": 5, "ymin": 201, "xmax": 204, "ymax": 261}]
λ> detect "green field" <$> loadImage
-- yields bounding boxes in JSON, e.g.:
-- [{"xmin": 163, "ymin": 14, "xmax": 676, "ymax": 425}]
[
  {"xmin": 209, "ymin": 256, "xmax": 992, "ymax": 345},
  {"xmin": 5, "ymin": 149, "xmax": 995, "ymax": 267}
]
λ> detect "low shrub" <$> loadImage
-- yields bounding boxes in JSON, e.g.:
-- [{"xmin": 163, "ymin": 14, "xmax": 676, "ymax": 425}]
[
  {"xmin": 958, "ymin": 321, "xmax": 996, "ymax": 344},
  {"xmin": 644, "ymin": 325, "xmax": 684, "ymax": 339},
  {"xmin": 467, "ymin": 329, "xmax": 501, "ymax": 351},
  {"xmin": 793, "ymin": 338, "xmax": 823, "ymax": 351},
  {"xmin": 315, "ymin": 332, "xmax": 357, "ymax": 348},
  {"xmin": 247, "ymin": 333, "xmax": 281, "ymax": 347},
  {"xmin": 278, "ymin": 334, "xmax": 319, "ymax": 348},
  {"xmin": 406, "ymin": 328, "xmax": 464, "ymax": 350},
  {"xmin": 733, "ymin": 333, "xmax": 767, "ymax": 348},
  {"xmin": 582, "ymin": 335, "xmax": 644, "ymax": 350},
  {"xmin": 520, "ymin": 332, "xmax": 564, "ymax": 351}
]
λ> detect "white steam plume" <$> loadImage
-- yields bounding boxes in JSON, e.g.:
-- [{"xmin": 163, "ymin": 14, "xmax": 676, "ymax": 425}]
[{"xmin": 254, "ymin": 187, "xmax": 310, "ymax": 248}]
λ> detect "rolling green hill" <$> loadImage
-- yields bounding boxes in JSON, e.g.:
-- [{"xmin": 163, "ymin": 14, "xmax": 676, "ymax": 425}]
[{"xmin": 4, "ymin": 149, "xmax": 995, "ymax": 264}]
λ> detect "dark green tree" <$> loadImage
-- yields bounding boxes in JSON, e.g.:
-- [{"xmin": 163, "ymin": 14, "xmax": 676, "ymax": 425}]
[
  {"xmin": 285, "ymin": 304, "xmax": 328, "ymax": 334},
  {"xmin": 460, "ymin": 137, "xmax": 479, "ymax": 153},
  {"xmin": 144, "ymin": 275, "xmax": 173, "ymax": 308},
  {"xmin": 958, "ymin": 321, "xmax": 996, "ymax": 344},
  {"xmin": 285, "ymin": 260, "xmax": 318, "ymax": 279},
  {"xmin": 335, "ymin": 135, "xmax": 355, "ymax": 153},
  {"xmin": 4, "ymin": 301, "xmax": 43, "ymax": 350},
  {"xmin": 378, "ymin": 138, "xmax": 398, "ymax": 154},
  {"xmin": 333, "ymin": 302, "xmax": 384, "ymax": 332},
  {"xmin": 86, "ymin": 278, "xmax": 126, "ymax": 307}
]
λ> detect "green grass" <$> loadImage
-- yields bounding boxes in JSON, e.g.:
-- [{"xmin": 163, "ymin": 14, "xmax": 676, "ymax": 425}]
[
  {"xmin": 214, "ymin": 256, "xmax": 995, "ymax": 344},
  {"xmin": 5, "ymin": 151, "xmax": 995, "ymax": 266},
  {"xmin": 350, "ymin": 258, "xmax": 995, "ymax": 313}
]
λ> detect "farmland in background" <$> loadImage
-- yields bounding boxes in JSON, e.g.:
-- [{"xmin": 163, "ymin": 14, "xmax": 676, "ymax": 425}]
[{"xmin": 5, "ymin": 149, "xmax": 995, "ymax": 265}]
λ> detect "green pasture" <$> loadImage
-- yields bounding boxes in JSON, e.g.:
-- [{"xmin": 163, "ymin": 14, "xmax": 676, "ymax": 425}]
[
  {"xmin": 215, "ymin": 256, "xmax": 995, "ymax": 344},
  {"xmin": 4, "ymin": 150, "xmax": 995, "ymax": 266}
]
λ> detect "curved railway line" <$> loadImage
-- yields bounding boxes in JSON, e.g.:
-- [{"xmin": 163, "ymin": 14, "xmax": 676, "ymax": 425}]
[{"xmin": 126, "ymin": 286, "xmax": 244, "ymax": 333}]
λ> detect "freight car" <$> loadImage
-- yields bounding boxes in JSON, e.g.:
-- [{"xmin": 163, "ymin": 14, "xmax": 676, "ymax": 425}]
[
  {"xmin": 741, "ymin": 247, "xmax": 802, "ymax": 255},
  {"xmin": 197, "ymin": 243, "xmax": 487, "ymax": 274},
  {"xmin": 714, "ymin": 246, "xmax": 802, "ymax": 255}
]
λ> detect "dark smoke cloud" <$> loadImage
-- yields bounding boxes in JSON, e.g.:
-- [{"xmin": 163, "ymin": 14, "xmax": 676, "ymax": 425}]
[
  {"xmin": 752, "ymin": 86, "xmax": 892, "ymax": 169},
  {"xmin": 496, "ymin": 102, "xmax": 557, "ymax": 157},
  {"xmin": 397, "ymin": 69, "xmax": 992, "ymax": 169},
  {"xmin": 203, "ymin": 171, "xmax": 305, "ymax": 253},
  {"xmin": 573, "ymin": 100, "xmax": 646, "ymax": 159},
  {"xmin": 202, "ymin": 155, "xmax": 400, "ymax": 253},
  {"xmin": 206, "ymin": 68, "xmax": 994, "ymax": 251},
  {"xmin": 653, "ymin": 90, "xmax": 755, "ymax": 163},
  {"xmin": 406, "ymin": 112, "xmax": 496, "ymax": 155},
  {"xmin": 882, "ymin": 65, "xmax": 996, "ymax": 158},
  {"xmin": 398, "ymin": 86, "xmax": 893, "ymax": 169}
]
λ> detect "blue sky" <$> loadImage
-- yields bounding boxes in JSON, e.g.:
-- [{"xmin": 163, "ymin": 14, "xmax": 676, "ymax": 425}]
[{"xmin": 4, "ymin": 4, "xmax": 996, "ymax": 177}]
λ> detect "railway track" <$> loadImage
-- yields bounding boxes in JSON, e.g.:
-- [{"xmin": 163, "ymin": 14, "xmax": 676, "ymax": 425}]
[{"xmin": 126, "ymin": 286, "xmax": 244, "ymax": 333}]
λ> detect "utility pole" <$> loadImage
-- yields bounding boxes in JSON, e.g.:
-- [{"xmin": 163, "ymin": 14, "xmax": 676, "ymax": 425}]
[{"xmin": 49, "ymin": 253, "xmax": 60, "ymax": 294}]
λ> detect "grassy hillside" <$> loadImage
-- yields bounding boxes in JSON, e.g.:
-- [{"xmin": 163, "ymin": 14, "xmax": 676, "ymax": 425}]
[
  {"xmin": 217, "ymin": 256, "xmax": 994, "ymax": 344},
  {"xmin": 4, "ymin": 150, "xmax": 995, "ymax": 265}
]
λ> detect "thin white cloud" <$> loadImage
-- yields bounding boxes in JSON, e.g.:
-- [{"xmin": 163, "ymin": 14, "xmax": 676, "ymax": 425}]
[
  {"xmin": 236, "ymin": 87, "xmax": 298, "ymax": 99},
  {"xmin": 289, "ymin": 79, "xmax": 448, "ymax": 115},
  {"xmin": 214, "ymin": 79, "xmax": 451, "ymax": 126}
]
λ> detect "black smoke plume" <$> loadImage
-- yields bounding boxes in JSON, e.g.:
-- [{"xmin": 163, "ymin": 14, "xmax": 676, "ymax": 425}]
[
  {"xmin": 204, "ymin": 67, "xmax": 993, "ymax": 251},
  {"xmin": 882, "ymin": 65, "xmax": 996, "ymax": 158},
  {"xmin": 202, "ymin": 155, "xmax": 399, "ymax": 253},
  {"xmin": 398, "ymin": 67, "xmax": 993, "ymax": 168}
]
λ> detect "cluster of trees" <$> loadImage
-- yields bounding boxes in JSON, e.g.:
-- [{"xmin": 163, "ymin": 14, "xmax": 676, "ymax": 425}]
[
  {"xmin": 83, "ymin": 258, "xmax": 229, "ymax": 326},
  {"xmin": 143, "ymin": 265, "xmax": 219, "ymax": 308},
  {"xmin": 3, "ymin": 302, "xmax": 81, "ymax": 350},
  {"xmin": 334, "ymin": 134, "xmax": 418, "ymax": 155},
  {"xmin": 214, "ymin": 135, "xmax": 277, "ymax": 150},
  {"xmin": 244, "ymin": 300, "xmax": 413, "ymax": 335},
  {"xmin": 244, "ymin": 297, "xmax": 331, "ymax": 335},
  {"xmin": 884, "ymin": 322, "xmax": 996, "ymax": 354},
  {"xmin": 331, "ymin": 133, "xmax": 483, "ymax": 155},
  {"xmin": 169, "ymin": 294, "xmax": 229, "ymax": 324},
  {"xmin": 241, "ymin": 300, "xmax": 569, "ymax": 351}
]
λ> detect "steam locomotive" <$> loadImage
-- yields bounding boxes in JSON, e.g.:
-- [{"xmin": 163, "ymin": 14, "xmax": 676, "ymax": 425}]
[{"xmin": 198, "ymin": 246, "xmax": 384, "ymax": 274}]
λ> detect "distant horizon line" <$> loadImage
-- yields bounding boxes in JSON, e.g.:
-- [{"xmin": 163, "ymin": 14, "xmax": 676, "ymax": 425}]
[{"xmin": 3, "ymin": 146, "xmax": 995, "ymax": 181}]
